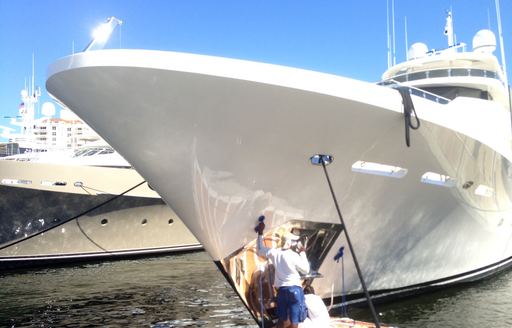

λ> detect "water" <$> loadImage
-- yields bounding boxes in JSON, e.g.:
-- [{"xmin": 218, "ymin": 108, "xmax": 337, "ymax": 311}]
[
  {"xmin": 1, "ymin": 251, "xmax": 512, "ymax": 327},
  {"xmin": 353, "ymin": 269, "xmax": 512, "ymax": 328},
  {"xmin": 0, "ymin": 252, "xmax": 256, "ymax": 327}
]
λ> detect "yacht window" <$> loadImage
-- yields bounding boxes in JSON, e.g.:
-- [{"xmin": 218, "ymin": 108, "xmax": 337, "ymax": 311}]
[
  {"xmin": 1, "ymin": 179, "xmax": 32, "ymax": 185},
  {"xmin": 82, "ymin": 149, "xmax": 97, "ymax": 156},
  {"xmin": 409, "ymin": 71, "xmax": 427, "ymax": 80},
  {"xmin": 73, "ymin": 149, "xmax": 88, "ymax": 157},
  {"xmin": 387, "ymin": 68, "xmax": 500, "ymax": 84},
  {"xmin": 471, "ymin": 70, "xmax": 486, "ymax": 77},
  {"xmin": 351, "ymin": 160, "xmax": 408, "ymax": 178},
  {"xmin": 98, "ymin": 148, "xmax": 114, "ymax": 155},
  {"xmin": 421, "ymin": 86, "xmax": 490, "ymax": 101},
  {"xmin": 394, "ymin": 75, "xmax": 407, "ymax": 83},
  {"xmin": 429, "ymin": 70, "xmax": 449, "ymax": 78},
  {"xmin": 421, "ymin": 172, "xmax": 456, "ymax": 187},
  {"xmin": 451, "ymin": 68, "xmax": 469, "ymax": 77}
]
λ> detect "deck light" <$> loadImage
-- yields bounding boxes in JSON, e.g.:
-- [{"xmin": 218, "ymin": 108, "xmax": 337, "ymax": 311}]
[
  {"xmin": 310, "ymin": 154, "xmax": 333, "ymax": 166},
  {"xmin": 83, "ymin": 17, "xmax": 123, "ymax": 52}
]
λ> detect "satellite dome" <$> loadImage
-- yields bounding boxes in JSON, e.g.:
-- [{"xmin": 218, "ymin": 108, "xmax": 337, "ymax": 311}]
[
  {"xmin": 472, "ymin": 29, "xmax": 496, "ymax": 53},
  {"xmin": 408, "ymin": 42, "xmax": 429, "ymax": 60},
  {"xmin": 41, "ymin": 102, "xmax": 56, "ymax": 117}
]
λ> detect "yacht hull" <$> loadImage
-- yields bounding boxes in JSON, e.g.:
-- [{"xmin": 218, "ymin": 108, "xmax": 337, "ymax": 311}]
[
  {"xmin": 46, "ymin": 50, "xmax": 512, "ymax": 304},
  {"xmin": 0, "ymin": 160, "xmax": 201, "ymax": 269}
]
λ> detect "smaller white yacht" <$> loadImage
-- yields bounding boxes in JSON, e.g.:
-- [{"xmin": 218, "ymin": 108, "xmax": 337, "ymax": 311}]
[
  {"xmin": 0, "ymin": 75, "xmax": 201, "ymax": 270},
  {"xmin": 0, "ymin": 143, "xmax": 201, "ymax": 270}
]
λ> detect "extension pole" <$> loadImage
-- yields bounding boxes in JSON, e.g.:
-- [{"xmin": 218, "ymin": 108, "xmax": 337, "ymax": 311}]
[
  {"xmin": 320, "ymin": 158, "xmax": 381, "ymax": 328},
  {"xmin": 259, "ymin": 264, "xmax": 265, "ymax": 328}
]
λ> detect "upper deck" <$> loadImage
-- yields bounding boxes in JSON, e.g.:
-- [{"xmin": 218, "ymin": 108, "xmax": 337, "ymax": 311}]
[{"xmin": 381, "ymin": 48, "xmax": 509, "ymax": 109}]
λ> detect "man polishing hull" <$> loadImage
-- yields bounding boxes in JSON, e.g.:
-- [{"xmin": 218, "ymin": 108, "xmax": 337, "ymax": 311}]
[{"xmin": 256, "ymin": 218, "xmax": 310, "ymax": 328}]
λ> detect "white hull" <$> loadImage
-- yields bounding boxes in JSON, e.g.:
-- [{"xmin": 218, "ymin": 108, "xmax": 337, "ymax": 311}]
[
  {"xmin": 0, "ymin": 159, "xmax": 201, "ymax": 269},
  {"xmin": 46, "ymin": 50, "xmax": 512, "ymax": 303}
]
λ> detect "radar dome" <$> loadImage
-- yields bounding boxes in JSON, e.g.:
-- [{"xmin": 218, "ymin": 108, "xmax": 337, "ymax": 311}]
[
  {"xmin": 41, "ymin": 102, "xmax": 56, "ymax": 116},
  {"xmin": 472, "ymin": 29, "xmax": 496, "ymax": 53},
  {"xmin": 408, "ymin": 42, "xmax": 429, "ymax": 60}
]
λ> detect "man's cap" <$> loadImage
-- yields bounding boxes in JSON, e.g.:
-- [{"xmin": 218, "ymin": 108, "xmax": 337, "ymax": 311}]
[{"xmin": 283, "ymin": 232, "xmax": 300, "ymax": 242}]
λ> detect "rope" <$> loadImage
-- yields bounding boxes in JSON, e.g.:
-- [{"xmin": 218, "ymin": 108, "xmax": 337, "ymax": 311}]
[
  {"xmin": 0, "ymin": 180, "xmax": 147, "ymax": 252},
  {"xmin": 396, "ymin": 86, "xmax": 420, "ymax": 147},
  {"xmin": 80, "ymin": 185, "xmax": 93, "ymax": 195},
  {"xmin": 320, "ymin": 158, "xmax": 381, "ymax": 328},
  {"xmin": 80, "ymin": 184, "xmax": 111, "ymax": 195}
]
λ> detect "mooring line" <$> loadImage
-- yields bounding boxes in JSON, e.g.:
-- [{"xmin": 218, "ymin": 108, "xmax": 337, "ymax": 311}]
[{"xmin": 0, "ymin": 180, "xmax": 147, "ymax": 252}]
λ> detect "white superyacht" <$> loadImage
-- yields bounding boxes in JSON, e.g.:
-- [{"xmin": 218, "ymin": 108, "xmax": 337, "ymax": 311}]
[{"xmin": 46, "ymin": 12, "xmax": 512, "ymax": 324}]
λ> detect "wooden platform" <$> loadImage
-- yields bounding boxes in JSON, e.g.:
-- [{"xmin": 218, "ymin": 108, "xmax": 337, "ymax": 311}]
[{"xmin": 329, "ymin": 317, "xmax": 396, "ymax": 328}]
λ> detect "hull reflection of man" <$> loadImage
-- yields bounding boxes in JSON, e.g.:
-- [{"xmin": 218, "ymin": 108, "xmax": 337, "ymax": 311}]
[{"xmin": 256, "ymin": 221, "xmax": 310, "ymax": 328}]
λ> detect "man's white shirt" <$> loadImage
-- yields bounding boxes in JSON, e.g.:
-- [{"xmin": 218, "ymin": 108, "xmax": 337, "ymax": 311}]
[{"xmin": 257, "ymin": 235, "xmax": 310, "ymax": 287}]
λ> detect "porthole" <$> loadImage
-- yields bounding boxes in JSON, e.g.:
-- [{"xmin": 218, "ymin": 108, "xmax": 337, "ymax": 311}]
[
  {"xmin": 168, "ymin": 218, "xmax": 174, "ymax": 225},
  {"xmin": 141, "ymin": 218, "xmax": 148, "ymax": 225},
  {"xmin": 101, "ymin": 218, "xmax": 108, "ymax": 226},
  {"xmin": 462, "ymin": 181, "xmax": 474, "ymax": 189}
]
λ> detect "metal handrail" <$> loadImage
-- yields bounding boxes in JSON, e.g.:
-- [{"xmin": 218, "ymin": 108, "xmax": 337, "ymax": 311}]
[{"xmin": 378, "ymin": 80, "xmax": 451, "ymax": 104}]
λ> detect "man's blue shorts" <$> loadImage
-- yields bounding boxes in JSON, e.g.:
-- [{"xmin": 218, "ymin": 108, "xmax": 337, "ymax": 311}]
[{"xmin": 277, "ymin": 285, "xmax": 307, "ymax": 324}]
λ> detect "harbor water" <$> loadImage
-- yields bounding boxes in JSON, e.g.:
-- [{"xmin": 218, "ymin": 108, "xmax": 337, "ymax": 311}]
[{"xmin": 1, "ymin": 251, "xmax": 512, "ymax": 327}]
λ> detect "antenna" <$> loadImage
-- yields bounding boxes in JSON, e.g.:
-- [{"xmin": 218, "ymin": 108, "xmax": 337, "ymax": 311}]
[
  {"xmin": 495, "ymin": 0, "xmax": 508, "ymax": 87},
  {"xmin": 444, "ymin": 9, "xmax": 455, "ymax": 50},
  {"xmin": 386, "ymin": 0, "xmax": 391, "ymax": 68},
  {"xmin": 31, "ymin": 53, "xmax": 35, "ymax": 98},
  {"xmin": 391, "ymin": 0, "xmax": 396, "ymax": 65},
  {"xmin": 404, "ymin": 16, "xmax": 409, "ymax": 60}
]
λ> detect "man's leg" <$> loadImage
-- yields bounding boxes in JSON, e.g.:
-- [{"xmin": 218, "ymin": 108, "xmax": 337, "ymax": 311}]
[
  {"xmin": 276, "ymin": 288, "xmax": 289, "ymax": 328},
  {"xmin": 287, "ymin": 286, "xmax": 306, "ymax": 328}
]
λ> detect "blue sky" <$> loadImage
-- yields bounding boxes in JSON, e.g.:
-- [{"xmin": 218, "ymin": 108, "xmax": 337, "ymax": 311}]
[{"xmin": 0, "ymin": 0, "xmax": 510, "ymax": 139}]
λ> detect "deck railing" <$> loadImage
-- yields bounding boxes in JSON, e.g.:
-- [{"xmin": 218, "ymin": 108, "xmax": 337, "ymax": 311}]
[{"xmin": 377, "ymin": 80, "xmax": 451, "ymax": 104}]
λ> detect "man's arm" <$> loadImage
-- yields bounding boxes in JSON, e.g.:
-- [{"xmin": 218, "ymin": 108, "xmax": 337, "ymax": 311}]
[
  {"xmin": 257, "ymin": 234, "xmax": 271, "ymax": 258},
  {"xmin": 295, "ymin": 250, "xmax": 310, "ymax": 275}
]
